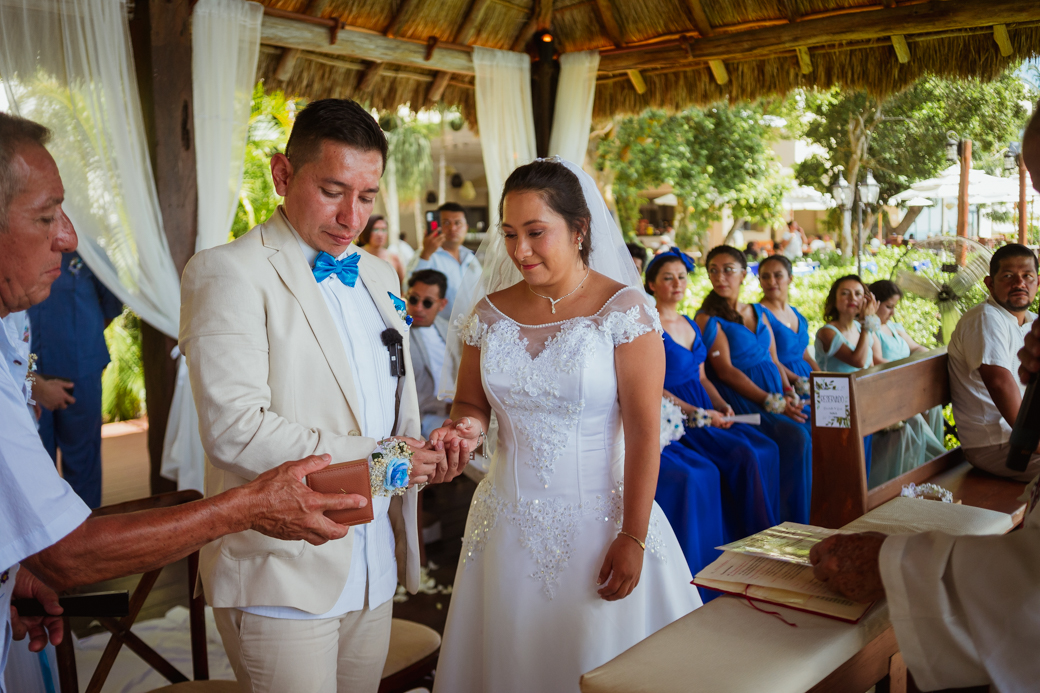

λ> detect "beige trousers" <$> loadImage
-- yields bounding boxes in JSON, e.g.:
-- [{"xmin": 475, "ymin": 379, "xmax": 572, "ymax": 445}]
[
  {"xmin": 214, "ymin": 600, "xmax": 393, "ymax": 693},
  {"xmin": 964, "ymin": 442, "xmax": 1040, "ymax": 482}
]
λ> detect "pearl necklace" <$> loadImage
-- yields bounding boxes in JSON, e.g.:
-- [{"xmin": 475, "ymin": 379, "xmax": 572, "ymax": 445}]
[{"xmin": 529, "ymin": 267, "xmax": 591, "ymax": 314}]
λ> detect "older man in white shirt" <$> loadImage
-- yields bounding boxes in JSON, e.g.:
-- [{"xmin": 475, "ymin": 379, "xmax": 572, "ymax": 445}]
[
  {"xmin": 0, "ymin": 112, "xmax": 366, "ymax": 692},
  {"xmin": 180, "ymin": 99, "xmax": 470, "ymax": 693},
  {"xmin": 948, "ymin": 242, "xmax": 1040, "ymax": 480},
  {"xmin": 810, "ymin": 103, "xmax": 1040, "ymax": 693}
]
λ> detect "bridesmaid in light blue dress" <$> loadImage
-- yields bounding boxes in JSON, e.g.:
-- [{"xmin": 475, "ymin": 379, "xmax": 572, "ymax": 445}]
[
  {"xmin": 866, "ymin": 280, "xmax": 947, "ymax": 485},
  {"xmin": 814, "ymin": 274, "xmax": 877, "ymax": 478},
  {"xmin": 757, "ymin": 254, "xmax": 819, "ymax": 397},
  {"xmin": 695, "ymin": 246, "xmax": 812, "ymax": 525}
]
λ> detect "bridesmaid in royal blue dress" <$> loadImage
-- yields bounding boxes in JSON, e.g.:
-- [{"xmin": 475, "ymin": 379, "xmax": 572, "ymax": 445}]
[
  {"xmin": 647, "ymin": 248, "xmax": 780, "ymax": 542},
  {"xmin": 757, "ymin": 254, "xmax": 819, "ymax": 395},
  {"xmin": 695, "ymin": 246, "xmax": 813, "ymax": 524}
]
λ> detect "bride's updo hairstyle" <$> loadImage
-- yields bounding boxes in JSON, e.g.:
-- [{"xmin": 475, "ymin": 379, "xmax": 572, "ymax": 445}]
[{"xmin": 499, "ymin": 160, "xmax": 593, "ymax": 267}]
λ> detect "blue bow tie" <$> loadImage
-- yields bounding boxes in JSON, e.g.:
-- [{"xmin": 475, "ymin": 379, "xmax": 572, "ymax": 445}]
[{"xmin": 312, "ymin": 251, "xmax": 360, "ymax": 287}]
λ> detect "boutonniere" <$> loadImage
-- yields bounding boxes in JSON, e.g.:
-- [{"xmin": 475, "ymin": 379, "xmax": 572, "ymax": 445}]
[{"xmin": 388, "ymin": 292, "xmax": 413, "ymax": 328}]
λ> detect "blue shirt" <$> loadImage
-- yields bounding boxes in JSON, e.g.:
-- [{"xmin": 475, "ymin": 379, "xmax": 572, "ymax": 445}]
[
  {"xmin": 27, "ymin": 252, "xmax": 123, "ymax": 379},
  {"xmin": 406, "ymin": 246, "xmax": 481, "ymax": 319},
  {"xmin": 0, "ymin": 313, "xmax": 91, "ymax": 689}
]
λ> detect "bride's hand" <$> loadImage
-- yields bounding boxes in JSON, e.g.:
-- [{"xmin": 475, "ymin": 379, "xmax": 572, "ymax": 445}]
[
  {"xmin": 428, "ymin": 420, "xmax": 459, "ymax": 446},
  {"xmin": 596, "ymin": 535, "xmax": 645, "ymax": 601}
]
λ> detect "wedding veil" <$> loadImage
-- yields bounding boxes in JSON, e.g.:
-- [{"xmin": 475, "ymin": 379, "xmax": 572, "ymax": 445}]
[{"xmin": 438, "ymin": 156, "xmax": 642, "ymax": 401}]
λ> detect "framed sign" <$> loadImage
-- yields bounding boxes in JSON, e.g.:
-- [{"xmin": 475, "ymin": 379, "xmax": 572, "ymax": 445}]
[{"xmin": 814, "ymin": 377, "xmax": 851, "ymax": 428}]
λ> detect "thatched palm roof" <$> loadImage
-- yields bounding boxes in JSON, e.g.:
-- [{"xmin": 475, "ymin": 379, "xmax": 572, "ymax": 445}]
[{"xmin": 257, "ymin": 0, "xmax": 1040, "ymax": 119}]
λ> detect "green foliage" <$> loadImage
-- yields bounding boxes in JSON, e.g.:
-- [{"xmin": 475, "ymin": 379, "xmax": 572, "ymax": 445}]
[
  {"xmin": 231, "ymin": 83, "xmax": 301, "ymax": 240},
  {"xmin": 102, "ymin": 308, "xmax": 145, "ymax": 422},
  {"xmin": 795, "ymin": 69, "xmax": 1034, "ymax": 205},
  {"xmin": 382, "ymin": 113, "xmax": 435, "ymax": 203},
  {"xmin": 598, "ymin": 104, "xmax": 789, "ymax": 246}
]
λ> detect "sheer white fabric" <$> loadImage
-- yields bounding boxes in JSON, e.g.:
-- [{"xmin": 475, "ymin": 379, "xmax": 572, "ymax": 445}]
[
  {"xmin": 472, "ymin": 46, "xmax": 537, "ymax": 233},
  {"xmin": 0, "ymin": 0, "xmax": 180, "ymax": 337},
  {"xmin": 433, "ymin": 287, "xmax": 698, "ymax": 693},
  {"xmin": 548, "ymin": 50, "xmax": 600, "ymax": 168},
  {"xmin": 162, "ymin": 0, "xmax": 262, "ymax": 492}
]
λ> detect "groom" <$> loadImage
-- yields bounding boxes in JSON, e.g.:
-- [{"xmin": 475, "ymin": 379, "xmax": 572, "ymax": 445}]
[{"xmin": 179, "ymin": 99, "xmax": 469, "ymax": 693}]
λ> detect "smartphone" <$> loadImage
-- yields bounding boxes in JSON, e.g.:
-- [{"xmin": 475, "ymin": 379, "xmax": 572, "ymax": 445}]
[{"xmin": 425, "ymin": 210, "xmax": 441, "ymax": 236}]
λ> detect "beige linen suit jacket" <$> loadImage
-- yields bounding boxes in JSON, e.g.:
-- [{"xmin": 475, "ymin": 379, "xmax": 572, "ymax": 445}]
[{"xmin": 179, "ymin": 208, "xmax": 421, "ymax": 614}]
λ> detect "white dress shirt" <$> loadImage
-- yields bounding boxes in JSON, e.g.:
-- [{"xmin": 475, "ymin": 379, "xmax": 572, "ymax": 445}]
[
  {"xmin": 241, "ymin": 229, "xmax": 400, "ymax": 620},
  {"xmin": 948, "ymin": 296, "xmax": 1036, "ymax": 449},
  {"xmin": 0, "ymin": 313, "xmax": 91, "ymax": 689},
  {"xmin": 406, "ymin": 246, "xmax": 481, "ymax": 319}
]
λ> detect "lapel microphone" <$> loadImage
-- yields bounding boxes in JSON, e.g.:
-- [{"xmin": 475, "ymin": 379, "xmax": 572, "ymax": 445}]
[
  {"xmin": 1007, "ymin": 371, "xmax": 1040, "ymax": 472},
  {"xmin": 381, "ymin": 328, "xmax": 406, "ymax": 378}
]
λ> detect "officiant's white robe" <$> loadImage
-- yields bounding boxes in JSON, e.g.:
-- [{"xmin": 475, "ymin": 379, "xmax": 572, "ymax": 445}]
[{"xmin": 879, "ymin": 482, "xmax": 1040, "ymax": 692}]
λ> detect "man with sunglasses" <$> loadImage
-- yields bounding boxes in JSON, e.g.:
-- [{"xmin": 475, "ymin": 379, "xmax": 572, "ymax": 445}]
[{"xmin": 406, "ymin": 270, "xmax": 454, "ymax": 438}]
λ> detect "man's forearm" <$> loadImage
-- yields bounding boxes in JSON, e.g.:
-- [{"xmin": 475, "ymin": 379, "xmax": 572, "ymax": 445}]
[
  {"xmin": 24, "ymin": 487, "xmax": 252, "ymax": 591},
  {"xmin": 979, "ymin": 364, "xmax": 1022, "ymax": 428}
]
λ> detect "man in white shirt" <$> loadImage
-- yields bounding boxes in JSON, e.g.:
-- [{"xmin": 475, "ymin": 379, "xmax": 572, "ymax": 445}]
[
  {"xmin": 0, "ymin": 112, "xmax": 367, "ymax": 691},
  {"xmin": 406, "ymin": 269, "xmax": 452, "ymax": 438},
  {"xmin": 180, "ymin": 99, "xmax": 470, "ymax": 693},
  {"xmin": 947, "ymin": 242, "xmax": 1039, "ymax": 481},
  {"xmin": 406, "ymin": 202, "xmax": 481, "ymax": 319},
  {"xmin": 809, "ymin": 103, "xmax": 1040, "ymax": 692}
]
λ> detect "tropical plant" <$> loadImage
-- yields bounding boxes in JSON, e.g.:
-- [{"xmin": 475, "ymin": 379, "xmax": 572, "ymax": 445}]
[
  {"xmin": 598, "ymin": 104, "xmax": 789, "ymax": 250},
  {"xmin": 102, "ymin": 308, "xmax": 146, "ymax": 421}
]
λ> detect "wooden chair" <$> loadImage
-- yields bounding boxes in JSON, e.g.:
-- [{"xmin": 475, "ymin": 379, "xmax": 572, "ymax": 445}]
[
  {"xmin": 810, "ymin": 348, "xmax": 1028, "ymax": 529},
  {"xmin": 54, "ymin": 489, "xmax": 236, "ymax": 693},
  {"xmin": 378, "ymin": 618, "xmax": 441, "ymax": 693}
]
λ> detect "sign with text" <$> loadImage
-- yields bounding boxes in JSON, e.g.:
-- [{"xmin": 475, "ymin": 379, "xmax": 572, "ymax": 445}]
[{"xmin": 814, "ymin": 377, "xmax": 850, "ymax": 428}]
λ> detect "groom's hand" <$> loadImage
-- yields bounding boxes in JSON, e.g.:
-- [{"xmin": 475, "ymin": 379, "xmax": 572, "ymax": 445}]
[{"xmin": 398, "ymin": 436, "xmax": 469, "ymax": 485}]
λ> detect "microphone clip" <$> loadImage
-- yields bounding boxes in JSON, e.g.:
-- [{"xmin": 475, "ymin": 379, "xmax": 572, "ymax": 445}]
[{"xmin": 381, "ymin": 328, "xmax": 406, "ymax": 378}]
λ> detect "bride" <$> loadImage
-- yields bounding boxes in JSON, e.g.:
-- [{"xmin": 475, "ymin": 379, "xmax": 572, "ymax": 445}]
[{"xmin": 430, "ymin": 158, "xmax": 701, "ymax": 692}]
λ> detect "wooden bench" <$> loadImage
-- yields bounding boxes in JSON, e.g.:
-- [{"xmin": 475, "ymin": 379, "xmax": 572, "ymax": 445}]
[{"xmin": 810, "ymin": 347, "xmax": 1028, "ymax": 529}]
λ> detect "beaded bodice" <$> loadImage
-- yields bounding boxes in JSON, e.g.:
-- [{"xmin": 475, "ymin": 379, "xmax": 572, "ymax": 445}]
[{"xmin": 458, "ymin": 287, "xmax": 666, "ymax": 597}]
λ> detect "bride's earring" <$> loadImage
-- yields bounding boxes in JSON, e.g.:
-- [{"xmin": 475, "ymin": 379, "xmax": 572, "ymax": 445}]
[{"xmin": 578, "ymin": 238, "xmax": 584, "ymax": 251}]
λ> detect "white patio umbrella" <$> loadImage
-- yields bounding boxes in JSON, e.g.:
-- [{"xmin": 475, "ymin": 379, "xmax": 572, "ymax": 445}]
[
  {"xmin": 782, "ymin": 184, "xmax": 835, "ymax": 211},
  {"xmin": 889, "ymin": 164, "xmax": 1013, "ymax": 205},
  {"xmin": 969, "ymin": 171, "xmax": 1040, "ymax": 204}
]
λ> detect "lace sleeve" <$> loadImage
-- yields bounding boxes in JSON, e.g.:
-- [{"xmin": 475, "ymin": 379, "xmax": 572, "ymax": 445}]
[
  {"xmin": 601, "ymin": 288, "xmax": 664, "ymax": 346},
  {"xmin": 456, "ymin": 299, "xmax": 495, "ymax": 348}
]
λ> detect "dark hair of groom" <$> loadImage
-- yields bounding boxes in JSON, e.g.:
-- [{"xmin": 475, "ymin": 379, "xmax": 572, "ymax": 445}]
[{"xmin": 284, "ymin": 99, "xmax": 388, "ymax": 172}]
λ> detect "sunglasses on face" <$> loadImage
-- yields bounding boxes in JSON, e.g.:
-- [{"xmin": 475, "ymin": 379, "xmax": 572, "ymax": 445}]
[{"xmin": 408, "ymin": 296, "xmax": 438, "ymax": 309}]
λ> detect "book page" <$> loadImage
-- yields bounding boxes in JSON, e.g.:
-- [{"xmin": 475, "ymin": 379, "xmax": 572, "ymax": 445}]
[
  {"xmin": 696, "ymin": 550, "xmax": 837, "ymax": 597},
  {"xmin": 716, "ymin": 522, "xmax": 845, "ymax": 566}
]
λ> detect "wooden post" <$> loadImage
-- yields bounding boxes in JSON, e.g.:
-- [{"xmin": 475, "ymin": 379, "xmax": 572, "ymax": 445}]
[
  {"xmin": 957, "ymin": 139, "xmax": 971, "ymax": 238},
  {"xmin": 1020, "ymin": 154, "xmax": 1029, "ymax": 244},
  {"xmin": 129, "ymin": 0, "xmax": 198, "ymax": 495}
]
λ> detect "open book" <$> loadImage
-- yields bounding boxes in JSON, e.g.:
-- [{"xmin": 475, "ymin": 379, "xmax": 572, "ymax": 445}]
[{"xmin": 693, "ymin": 522, "xmax": 873, "ymax": 623}]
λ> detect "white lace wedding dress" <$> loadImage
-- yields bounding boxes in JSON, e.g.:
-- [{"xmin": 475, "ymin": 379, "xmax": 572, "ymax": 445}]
[{"xmin": 433, "ymin": 287, "xmax": 702, "ymax": 693}]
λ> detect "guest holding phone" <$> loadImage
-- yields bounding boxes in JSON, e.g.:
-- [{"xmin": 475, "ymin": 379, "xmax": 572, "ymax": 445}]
[{"xmin": 406, "ymin": 202, "xmax": 482, "ymax": 319}]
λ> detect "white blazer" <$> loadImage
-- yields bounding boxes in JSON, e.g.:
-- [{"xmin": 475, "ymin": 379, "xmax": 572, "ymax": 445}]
[{"xmin": 179, "ymin": 208, "xmax": 421, "ymax": 613}]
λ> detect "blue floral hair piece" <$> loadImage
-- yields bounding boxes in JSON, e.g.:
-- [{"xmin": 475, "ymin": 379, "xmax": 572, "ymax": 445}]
[{"xmin": 647, "ymin": 246, "xmax": 695, "ymax": 274}]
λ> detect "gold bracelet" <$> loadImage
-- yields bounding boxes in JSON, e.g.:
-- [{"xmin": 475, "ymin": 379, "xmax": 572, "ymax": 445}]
[{"xmin": 618, "ymin": 530, "xmax": 646, "ymax": 551}]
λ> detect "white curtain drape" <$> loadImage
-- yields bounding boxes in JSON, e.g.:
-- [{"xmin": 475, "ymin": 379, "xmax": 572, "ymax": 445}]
[
  {"xmin": 162, "ymin": 0, "xmax": 262, "ymax": 492},
  {"xmin": 548, "ymin": 50, "xmax": 600, "ymax": 168},
  {"xmin": 472, "ymin": 47, "xmax": 537, "ymax": 231},
  {"xmin": 0, "ymin": 0, "xmax": 180, "ymax": 338}
]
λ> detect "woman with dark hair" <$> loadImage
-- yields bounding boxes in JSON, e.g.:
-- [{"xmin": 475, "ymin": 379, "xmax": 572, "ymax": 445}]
[
  {"xmin": 867, "ymin": 280, "xmax": 946, "ymax": 484},
  {"xmin": 356, "ymin": 214, "xmax": 405, "ymax": 284},
  {"xmin": 758, "ymin": 254, "xmax": 819, "ymax": 393},
  {"xmin": 695, "ymin": 245, "xmax": 812, "ymax": 524},
  {"xmin": 430, "ymin": 158, "xmax": 700, "ymax": 693},
  {"xmin": 646, "ymin": 248, "xmax": 779, "ymax": 560}
]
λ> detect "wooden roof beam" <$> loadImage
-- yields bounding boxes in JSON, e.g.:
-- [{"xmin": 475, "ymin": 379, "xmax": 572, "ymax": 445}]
[
  {"xmin": 891, "ymin": 34, "xmax": 911, "ymax": 62},
  {"xmin": 592, "ymin": 0, "xmax": 624, "ymax": 47},
  {"xmin": 456, "ymin": 0, "xmax": 494, "ymax": 46},
  {"xmin": 796, "ymin": 46, "xmax": 812, "ymax": 73},
  {"xmin": 512, "ymin": 0, "xmax": 553, "ymax": 51},
  {"xmin": 682, "ymin": 0, "xmax": 714, "ymax": 37},
  {"xmin": 993, "ymin": 24, "xmax": 1013, "ymax": 57},
  {"xmin": 708, "ymin": 60, "xmax": 728, "ymax": 84},
  {"xmin": 261, "ymin": 14, "xmax": 476, "ymax": 75},
  {"xmin": 272, "ymin": 0, "xmax": 332, "ymax": 82},
  {"xmin": 599, "ymin": 0, "xmax": 1038, "ymax": 72},
  {"xmin": 626, "ymin": 69, "xmax": 647, "ymax": 93}
]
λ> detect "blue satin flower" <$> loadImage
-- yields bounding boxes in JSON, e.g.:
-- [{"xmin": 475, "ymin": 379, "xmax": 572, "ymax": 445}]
[
  {"xmin": 388, "ymin": 292, "xmax": 414, "ymax": 326},
  {"xmin": 312, "ymin": 251, "xmax": 360, "ymax": 286},
  {"xmin": 384, "ymin": 457, "xmax": 410, "ymax": 490}
]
